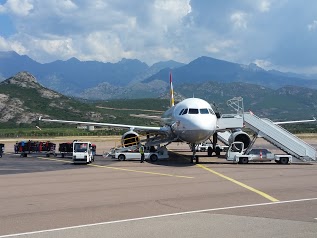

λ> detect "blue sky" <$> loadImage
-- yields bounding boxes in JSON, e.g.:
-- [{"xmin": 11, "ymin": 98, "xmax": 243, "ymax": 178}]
[{"xmin": 0, "ymin": 0, "xmax": 317, "ymax": 74}]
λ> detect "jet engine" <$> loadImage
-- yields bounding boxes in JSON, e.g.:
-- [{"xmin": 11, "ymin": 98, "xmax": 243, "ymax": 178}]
[
  {"xmin": 121, "ymin": 131, "xmax": 140, "ymax": 147},
  {"xmin": 228, "ymin": 130, "xmax": 251, "ymax": 149}
]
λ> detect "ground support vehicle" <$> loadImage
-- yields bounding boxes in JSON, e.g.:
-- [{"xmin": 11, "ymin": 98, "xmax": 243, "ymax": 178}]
[
  {"xmin": 0, "ymin": 143, "xmax": 4, "ymax": 158},
  {"xmin": 194, "ymin": 142, "xmax": 228, "ymax": 156},
  {"xmin": 72, "ymin": 141, "xmax": 94, "ymax": 164},
  {"xmin": 114, "ymin": 146, "xmax": 169, "ymax": 162},
  {"xmin": 226, "ymin": 141, "xmax": 292, "ymax": 164}
]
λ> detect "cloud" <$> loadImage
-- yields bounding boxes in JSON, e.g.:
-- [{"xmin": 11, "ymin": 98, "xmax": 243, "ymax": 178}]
[
  {"xmin": 253, "ymin": 59, "xmax": 273, "ymax": 69},
  {"xmin": 258, "ymin": 0, "xmax": 271, "ymax": 12},
  {"xmin": 0, "ymin": 35, "xmax": 27, "ymax": 54},
  {"xmin": 308, "ymin": 20, "xmax": 317, "ymax": 31},
  {"xmin": 0, "ymin": 36, "xmax": 9, "ymax": 49},
  {"xmin": 230, "ymin": 11, "xmax": 248, "ymax": 30},
  {"xmin": 0, "ymin": 5, "xmax": 6, "ymax": 13},
  {"xmin": 0, "ymin": 0, "xmax": 317, "ymax": 73},
  {"xmin": 205, "ymin": 40, "xmax": 235, "ymax": 54},
  {"xmin": 0, "ymin": 0, "xmax": 194, "ymax": 64},
  {"xmin": 2, "ymin": 0, "xmax": 34, "ymax": 17}
]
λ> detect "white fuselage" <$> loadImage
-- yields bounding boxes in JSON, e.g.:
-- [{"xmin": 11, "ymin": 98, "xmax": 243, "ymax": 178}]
[{"xmin": 161, "ymin": 98, "xmax": 217, "ymax": 144}]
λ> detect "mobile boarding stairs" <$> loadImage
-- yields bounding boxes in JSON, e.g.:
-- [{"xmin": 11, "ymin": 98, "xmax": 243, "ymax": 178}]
[{"xmin": 216, "ymin": 97, "xmax": 317, "ymax": 163}]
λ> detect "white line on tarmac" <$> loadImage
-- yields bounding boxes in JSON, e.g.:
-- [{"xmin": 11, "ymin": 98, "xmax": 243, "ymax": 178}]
[{"xmin": 1, "ymin": 197, "xmax": 317, "ymax": 238}]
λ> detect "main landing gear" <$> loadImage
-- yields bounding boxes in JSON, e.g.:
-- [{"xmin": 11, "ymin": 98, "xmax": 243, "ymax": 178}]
[{"xmin": 190, "ymin": 143, "xmax": 199, "ymax": 164}]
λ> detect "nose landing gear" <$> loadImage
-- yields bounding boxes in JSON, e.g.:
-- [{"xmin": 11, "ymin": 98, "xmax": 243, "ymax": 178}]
[{"xmin": 190, "ymin": 143, "xmax": 199, "ymax": 164}]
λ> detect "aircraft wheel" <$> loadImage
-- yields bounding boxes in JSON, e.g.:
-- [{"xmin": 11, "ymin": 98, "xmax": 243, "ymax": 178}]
[
  {"xmin": 190, "ymin": 156, "xmax": 194, "ymax": 163},
  {"xmin": 207, "ymin": 147, "xmax": 212, "ymax": 157},
  {"xmin": 118, "ymin": 154, "xmax": 126, "ymax": 161},
  {"xmin": 150, "ymin": 154, "xmax": 158, "ymax": 162},
  {"xmin": 239, "ymin": 157, "xmax": 249, "ymax": 164},
  {"xmin": 215, "ymin": 147, "xmax": 221, "ymax": 156}
]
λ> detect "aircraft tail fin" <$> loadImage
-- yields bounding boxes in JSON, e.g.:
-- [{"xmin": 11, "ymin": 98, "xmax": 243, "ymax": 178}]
[{"xmin": 169, "ymin": 72, "xmax": 175, "ymax": 107}]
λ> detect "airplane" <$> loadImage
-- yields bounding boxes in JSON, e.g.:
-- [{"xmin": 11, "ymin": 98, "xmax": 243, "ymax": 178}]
[
  {"xmin": 38, "ymin": 73, "xmax": 316, "ymax": 163},
  {"xmin": 39, "ymin": 73, "xmax": 227, "ymax": 163}
]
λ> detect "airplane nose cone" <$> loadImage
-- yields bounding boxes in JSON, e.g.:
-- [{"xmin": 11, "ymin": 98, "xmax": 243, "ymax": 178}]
[
  {"xmin": 177, "ymin": 115, "xmax": 217, "ymax": 143},
  {"xmin": 193, "ymin": 115, "xmax": 217, "ymax": 131}
]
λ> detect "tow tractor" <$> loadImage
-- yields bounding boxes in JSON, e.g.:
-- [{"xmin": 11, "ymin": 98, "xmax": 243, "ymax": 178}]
[
  {"xmin": 72, "ymin": 141, "xmax": 94, "ymax": 164},
  {"xmin": 226, "ymin": 141, "xmax": 292, "ymax": 164}
]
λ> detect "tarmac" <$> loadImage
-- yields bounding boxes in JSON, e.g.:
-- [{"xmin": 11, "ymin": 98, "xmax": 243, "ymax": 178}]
[{"xmin": 0, "ymin": 136, "xmax": 317, "ymax": 237}]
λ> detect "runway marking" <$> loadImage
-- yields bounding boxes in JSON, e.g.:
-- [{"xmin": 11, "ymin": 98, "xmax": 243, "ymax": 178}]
[
  {"xmin": 168, "ymin": 150, "xmax": 278, "ymax": 201},
  {"xmin": 1, "ymin": 197, "xmax": 316, "ymax": 238},
  {"xmin": 88, "ymin": 163, "xmax": 194, "ymax": 179},
  {"xmin": 38, "ymin": 157, "xmax": 193, "ymax": 179},
  {"xmin": 196, "ymin": 164, "xmax": 279, "ymax": 202},
  {"xmin": 38, "ymin": 157, "xmax": 72, "ymax": 163}
]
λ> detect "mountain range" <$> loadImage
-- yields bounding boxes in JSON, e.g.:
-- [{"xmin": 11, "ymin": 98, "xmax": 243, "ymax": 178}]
[
  {"xmin": 0, "ymin": 72, "xmax": 316, "ymax": 127},
  {"xmin": 0, "ymin": 72, "xmax": 165, "ymax": 128},
  {"xmin": 1, "ymin": 51, "xmax": 317, "ymax": 100}
]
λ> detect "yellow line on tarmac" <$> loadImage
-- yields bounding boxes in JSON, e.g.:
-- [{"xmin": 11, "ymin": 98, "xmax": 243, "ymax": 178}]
[
  {"xmin": 39, "ymin": 157, "xmax": 72, "ymax": 163},
  {"xmin": 196, "ymin": 164, "xmax": 279, "ymax": 202},
  {"xmin": 38, "ymin": 157, "xmax": 193, "ymax": 179},
  {"xmin": 88, "ymin": 163, "xmax": 193, "ymax": 179}
]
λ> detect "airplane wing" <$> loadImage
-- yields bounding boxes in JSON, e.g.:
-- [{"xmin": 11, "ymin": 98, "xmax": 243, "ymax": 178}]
[
  {"xmin": 129, "ymin": 114, "xmax": 161, "ymax": 120},
  {"xmin": 39, "ymin": 117, "xmax": 169, "ymax": 133}
]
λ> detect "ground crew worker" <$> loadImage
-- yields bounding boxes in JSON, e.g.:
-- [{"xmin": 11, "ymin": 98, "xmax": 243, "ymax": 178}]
[
  {"xmin": 140, "ymin": 145, "xmax": 145, "ymax": 163},
  {"xmin": 0, "ymin": 144, "xmax": 4, "ymax": 158}
]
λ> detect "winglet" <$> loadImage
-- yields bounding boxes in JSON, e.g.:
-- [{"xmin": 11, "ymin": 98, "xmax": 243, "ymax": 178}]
[
  {"xmin": 39, "ymin": 116, "xmax": 42, "ymax": 121},
  {"xmin": 170, "ymin": 72, "xmax": 174, "ymax": 107}
]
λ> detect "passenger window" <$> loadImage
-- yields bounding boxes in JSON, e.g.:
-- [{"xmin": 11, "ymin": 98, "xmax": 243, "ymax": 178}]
[
  {"xmin": 188, "ymin": 108, "xmax": 199, "ymax": 114},
  {"xmin": 200, "ymin": 108, "xmax": 209, "ymax": 114},
  {"xmin": 179, "ymin": 109, "xmax": 184, "ymax": 115},
  {"xmin": 182, "ymin": 108, "xmax": 188, "ymax": 115}
]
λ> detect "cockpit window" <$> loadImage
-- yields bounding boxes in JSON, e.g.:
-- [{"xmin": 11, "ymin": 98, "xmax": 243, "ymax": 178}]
[
  {"xmin": 179, "ymin": 109, "xmax": 184, "ymax": 115},
  {"xmin": 188, "ymin": 108, "xmax": 199, "ymax": 114},
  {"xmin": 182, "ymin": 108, "xmax": 188, "ymax": 115},
  {"xmin": 200, "ymin": 108, "xmax": 209, "ymax": 114},
  {"xmin": 208, "ymin": 108, "xmax": 215, "ymax": 115}
]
